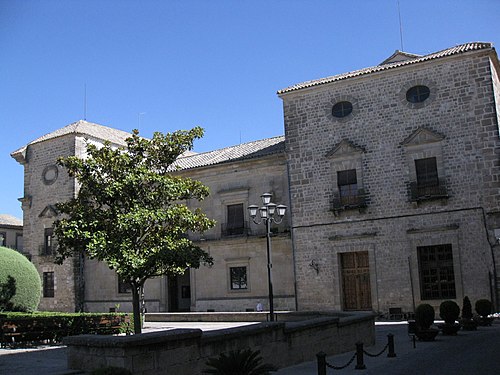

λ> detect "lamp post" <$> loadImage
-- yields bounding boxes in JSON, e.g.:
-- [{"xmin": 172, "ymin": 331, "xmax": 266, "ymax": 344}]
[{"xmin": 248, "ymin": 193, "xmax": 287, "ymax": 321}]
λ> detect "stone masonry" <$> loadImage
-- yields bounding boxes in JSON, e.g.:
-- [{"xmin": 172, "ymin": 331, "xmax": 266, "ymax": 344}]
[{"xmin": 279, "ymin": 43, "xmax": 500, "ymax": 313}]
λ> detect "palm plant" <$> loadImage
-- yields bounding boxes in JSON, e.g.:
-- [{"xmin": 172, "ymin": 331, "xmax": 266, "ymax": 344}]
[{"xmin": 203, "ymin": 348, "xmax": 277, "ymax": 375}]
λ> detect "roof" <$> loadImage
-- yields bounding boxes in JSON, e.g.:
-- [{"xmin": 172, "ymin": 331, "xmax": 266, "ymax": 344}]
[
  {"xmin": 172, "ymin": 136, "xmax": 285, "ymax": 171},
  {"xmin": 11, "ymin": 120, "xmax": 132, "ymax": 163},
  {"xmin": 0, "ymin": 214, "xmax": 22, "ymax": 227},
  {"xmin": 278, "ymin": 42, "xmax": 493, "ymax": 95}
]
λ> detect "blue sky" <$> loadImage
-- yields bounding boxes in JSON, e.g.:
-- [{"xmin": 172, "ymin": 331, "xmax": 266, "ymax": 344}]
[{"xmin": 1, "ymin": 0, "xmax": 499, "ymax": 219}]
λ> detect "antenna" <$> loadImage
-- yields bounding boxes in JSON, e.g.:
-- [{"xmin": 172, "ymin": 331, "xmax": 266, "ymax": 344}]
[
  {"xmin": 397, "ymin": 0, "xmax": 404, "ymax": 51},
  {"xmin": 84, "ymin": 83, "xmax": 87, "ymax": 120}
]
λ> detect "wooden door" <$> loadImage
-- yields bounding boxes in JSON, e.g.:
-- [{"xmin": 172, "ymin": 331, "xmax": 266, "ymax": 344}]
[{"xmin": 341, "ymin": 251, "xmax": 372, "ymax": 310}]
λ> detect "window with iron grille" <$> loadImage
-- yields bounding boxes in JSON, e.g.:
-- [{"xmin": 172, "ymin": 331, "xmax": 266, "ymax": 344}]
[
  {"xmin": 338, "ymin": 169, "xmax": 358, "ymax": 205},
  {"xmin": 415, "ymin": 157, "xmax": 438, "ymax": 188},
  {"xmin": 230, "ymin": 266, "xmax": 247, "ymax": 290},
  {"xmin": 43, "ymin": 272, "xmax": 55, "ymax": 298},
  {"xmin": 418, "ymin": 244, "xmax": 456, "ymax": 300},
  {"xmin": 44, "ymin": 228, "xmax": 54, "ymax": 255},
  {"xmin": 16, "ymin": 233, "xmax": 23, "ymax": 252},
  {"xmin": 118, "ymin": 278, "xmax": 132, "ymax": 294},
  {"xmin": 226, "ymin": 204, "xmax": 245, "ymax": 235},
  {"xmin": 0, "ymin": 232, "xmax": 5, "ymax": 247}
]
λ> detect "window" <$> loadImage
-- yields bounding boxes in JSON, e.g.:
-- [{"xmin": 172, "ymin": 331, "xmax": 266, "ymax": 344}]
[
  {"xmin": 415, "ymin": 158, "xmax": 438, "ymax": 188},
  {"xmin": 338, "ymin": 169, "xmax": 358, "ymax": 205},
  {"xmin": 225, "ymin": 204, "xmax": 245, "ymax": 235},
  {"xmin": 16, "ymin": 234, "xmax": 23, "ymax": 252},
  {"xmin": 406, "ymin": 85, "xmax": 430, "ymax": 103},
  {"xmin": 0, "ymin": 232, "xmax": 5, "ymax": 247},
  {"xmin": 332, "ymin": 101, "xmax": 353, "ymax": 118},
  {"xmin": 43, "ymin": 272, "xmax": 55, "ymax": 298},
  {"xmin": 230, "ymin": 266, "xmax": 247, "ymax": 290},
  {"xmin": 118, "ymin": 278, "xmax": 132, "ymax": 294},
  {"xmin": 43, "ymin": 228, "xmax": 54, "ymax": 255},
  {"xmin": 418, "ymin": 244, "xmax": 456, "ymax": 300}
]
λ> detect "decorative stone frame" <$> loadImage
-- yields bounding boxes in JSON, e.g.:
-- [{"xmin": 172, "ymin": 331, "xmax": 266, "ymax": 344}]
[
  {"xmin": 219, "ymin": 188, "xmax": 250, "ymax": 237},
  {"xmin": 401, "ymin": 127, "xmax": 447, "ymax": 204},
  {"xmin": 399, "ymin": 80, "xmax": 437, "ymax": 109},
  {"xmin": 225, "ymin": 257, "xmax": 251, "ymax": 293},
  {"xmin": 406, "ymin": 226, "xmax": 463, "ymax": 306},
  {"xmin": 326, "ymin": 140, "xmax": 366, "ymax": 214},
  {"xmin": 42, "ymin": 165, "xmax": 59, "ymax": 185},
  {"xmin": 325, "ymin": 95, "xmax": 359, "ymax": 123}
]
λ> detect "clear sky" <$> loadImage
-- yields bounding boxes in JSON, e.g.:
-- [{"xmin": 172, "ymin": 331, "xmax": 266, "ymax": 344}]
[{"xmin": 1, "ymin": 0, "xmax": 499, "ymax": 219}]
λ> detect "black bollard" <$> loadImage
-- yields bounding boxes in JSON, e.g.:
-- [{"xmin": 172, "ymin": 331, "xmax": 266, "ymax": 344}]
[
  {"xmin": 355, "ymin": 342, "xmax": 366, "ymax": 370},
  {"xmin": 316, "ymin": 352, "xmax": 326, "ymax": 375},
  {"xmin": 387, "ymin": 333, "xmax": 396, "ymax": 357}
]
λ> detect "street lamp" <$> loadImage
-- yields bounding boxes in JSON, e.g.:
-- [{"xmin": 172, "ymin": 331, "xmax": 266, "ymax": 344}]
[{"xmin": 248, "ymin": 193, "xmax": 287, "ymax": 321}]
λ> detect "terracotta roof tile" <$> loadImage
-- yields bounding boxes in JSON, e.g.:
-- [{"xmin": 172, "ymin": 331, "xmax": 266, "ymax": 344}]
[
  {"xmin": 173, "ymin": 136, "xmax": 285, "ymax": 171},
  {"xmin": 0, "ymin": 214, "xmax": 22, "ymax": 227},
  {"xmin": 278, "ymin": 42, "xmax": 493, "ymax": 94}
]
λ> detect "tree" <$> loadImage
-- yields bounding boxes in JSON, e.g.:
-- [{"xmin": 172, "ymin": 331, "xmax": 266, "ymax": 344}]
[{"xmin": 53, "ymin": 127, "xmax": 215, "ymax": 333}]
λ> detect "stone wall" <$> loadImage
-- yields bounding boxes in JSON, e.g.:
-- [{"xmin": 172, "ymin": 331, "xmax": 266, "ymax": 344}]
[
  {"xmin": 65, "ymin": 312, "xmax": 375, "ymax": 374},
  {"xmin": 281, "ymin": 49, "xmax": 500, "ymax": 312}
]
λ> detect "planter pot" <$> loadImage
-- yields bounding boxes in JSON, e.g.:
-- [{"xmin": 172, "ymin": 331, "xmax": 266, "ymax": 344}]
[
  {"xmin": 460, "ymin": 319, "xmax": 477, "ymax": 331},
  {"xmin": 415, "ymin": 328, "xmax": 439, "ymax": 341},
  {"xmin": 438, "ymin": 323, "xmax": 461, "ymax": 335}
]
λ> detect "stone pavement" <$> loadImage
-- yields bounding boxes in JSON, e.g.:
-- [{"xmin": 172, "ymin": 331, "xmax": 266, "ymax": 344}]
[{"xmin": 0, "ymin": 320, "xmax": 499, "ymax": 374}]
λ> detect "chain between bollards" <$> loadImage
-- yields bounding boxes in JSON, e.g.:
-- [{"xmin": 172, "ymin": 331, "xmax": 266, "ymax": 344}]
[{"xmin": 316, "ymin": 333, "xmax": 396, "ymax": 373}]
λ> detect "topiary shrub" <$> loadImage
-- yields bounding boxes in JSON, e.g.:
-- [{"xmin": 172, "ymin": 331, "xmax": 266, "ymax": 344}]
[
  {"xmin": 475, "ymin": 299, "xmax": 493, "ymax": 318},
  {"xmin": 461, "ymin": 296, "xmax": 473, "ymax": 320},
  {"xmin": 0, "ymin": 246, "xmax": 41, "ymax": 311},
  {"xmin": 439, "ymin": 300, "xmax": 460, "ymax": 325},
  {"xmin": 415, "ymin": 303, "xmax": 435, "ymax": 330}
]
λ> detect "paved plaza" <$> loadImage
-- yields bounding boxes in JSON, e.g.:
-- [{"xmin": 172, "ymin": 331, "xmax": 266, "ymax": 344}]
[{"xmin": 0, "ymin": 320, "xmax": 499, "ymax": 374}]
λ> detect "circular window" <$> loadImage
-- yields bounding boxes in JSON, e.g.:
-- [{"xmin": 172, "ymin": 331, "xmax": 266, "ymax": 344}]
[
  {"xmin": 42, "ymin": 165, "xmax": 59, "ymax": 185},
  {"xmin": 332, "ymin": 101, "xmax": 353, "ymax": 118},
  {"xmin": 406, "ymin": 85, "xmax": 430, "ymax": 103}
]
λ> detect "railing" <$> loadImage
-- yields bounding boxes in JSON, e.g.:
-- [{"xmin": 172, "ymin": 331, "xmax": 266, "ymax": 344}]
[
  {"xmin": 316, "ymin": 334, "xmax": 396, "ymax": 373},
  {"xmin": 409, "ymin": 180, "xmax": 448, "ymax": 202},
  {"xmin": 330, "ymin": 189, "xmax": 367, "ymax": 213},
  {"xmin": 221, "ymin": 222, "xmax": 251, "ymax": 237},
  {"xmin": 39, "ymin": 244, "xmax": 53, "ymax": 256}
]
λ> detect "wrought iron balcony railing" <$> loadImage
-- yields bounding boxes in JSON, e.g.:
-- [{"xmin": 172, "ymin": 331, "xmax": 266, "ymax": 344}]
[
  {"xmin": 409, "ymin": 180, "xmax": 448, "ymax": 202},
  {"xmin": 330, "ymin": 188, "xmax": 368, "ymax": 213}
]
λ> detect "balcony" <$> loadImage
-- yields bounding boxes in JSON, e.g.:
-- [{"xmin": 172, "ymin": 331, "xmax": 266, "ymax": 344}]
[
  {"xmin": 330, "ymin": 189, "xmax": 367, "ymax": 215},
  {"xmin": 409, "ymin": 180, "xmax": 448, "ymax": 202},
  {"xmin": 221, "ymin": 222, "xmax": 251, "ymax": 237},
  {"xmin": 39, "ymin": 244, "xmax": 53, "ymax": 256}
]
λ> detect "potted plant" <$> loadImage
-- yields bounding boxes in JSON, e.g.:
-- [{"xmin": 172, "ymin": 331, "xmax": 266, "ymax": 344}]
[
  {"xmin": 438, "ymin": 300, "xmax": 461, "ymax": 335},
  {"xmin": 460, "ymin": 296, "xmax": 477, "ymax": 330},
  {"xmin": 475, "ymin": 299, "xmax": 494, "ymax": 326},
  {"xmin": 203, "ymin": 349, "xmax": 277, "ymax": 375},
  {"xmin": 414, "ymin": 303, "xmax": 439, "ymax": 341}
]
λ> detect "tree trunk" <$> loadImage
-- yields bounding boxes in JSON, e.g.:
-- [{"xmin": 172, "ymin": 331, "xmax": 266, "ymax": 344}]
[{"xmin": 131, "ymin": 283, "xmax": 142, "ymax": 334}]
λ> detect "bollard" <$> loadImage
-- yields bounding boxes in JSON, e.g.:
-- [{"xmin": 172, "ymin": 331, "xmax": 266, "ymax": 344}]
[
  {"xmin": 316, "ymin": 351, "xmax": 326, "ymax": 375},
  {"xmin": 387, "ymin": 333, "xmax": 396, "ymax": 357},
  {"xmin": 355, "ymin": 342, "xmax": 366, "ymax": 370}
]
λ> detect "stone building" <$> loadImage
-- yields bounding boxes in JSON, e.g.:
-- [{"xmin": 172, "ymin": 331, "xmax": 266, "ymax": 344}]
[
  {"xmin": 11, "ymin": 121, "xmax": 294, "ymax": 313},
  {"xmin": 0, "ymin": 214, "xmax": 23, "ymax": 253},
  {"xmin": 11, "ymin": 41, "xmax": 500, "ymax": 314},
  {"xmin": 278, "ymin": 42, "xmax": 500, "ymax": 313}
]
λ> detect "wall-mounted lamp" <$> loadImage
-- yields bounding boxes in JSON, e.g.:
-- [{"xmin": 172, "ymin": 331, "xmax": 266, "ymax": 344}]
[{"xmin": 310, "ymin": 259, "xmax": 320, "ymax": 275}]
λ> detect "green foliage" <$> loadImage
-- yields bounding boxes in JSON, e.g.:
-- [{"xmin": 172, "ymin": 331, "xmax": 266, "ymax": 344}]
[
  {"xmin": 203, "ymin": 349, "xmax": 277, "ymax": 375},
  {"xmin": 475, "ymin": 299, "xmax": 493, "ymax": 318},
  {"xmin": 90, "ymin": 367, "xmax": 132, "ymax": 375},
  {"xmin": 439, "ymin": 300, "xmax": 460, "ymax": 324},
  {"xmin": 53, "ymin": 128, "xmax": 215, "ymax": 333},
  {"xmin": 415, "ymin": 303, "xmax": 435, "ymax": 330},
  {"xmin": 462, "ymin": 296, "xmax": 473, "ymax": 320},
  {"xmin": 0, "ymin": 312, "xmax": 131, "ymax": 344},
  {"xmin": 0, "ymin": 246, "xmax": 41, "ymax": 311},
  {"xmin": 0, "ymin": 275, "xmax": 16, "ymax": 311}
]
